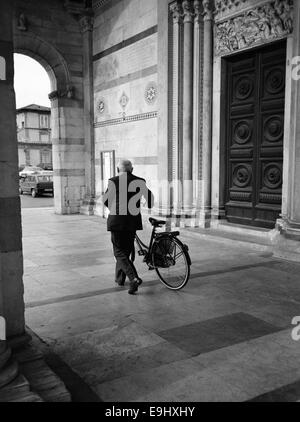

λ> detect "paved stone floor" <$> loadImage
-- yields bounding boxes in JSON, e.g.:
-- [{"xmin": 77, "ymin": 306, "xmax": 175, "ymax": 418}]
[
  {"xmin": 22, "ymin": 208, "xmax": 300, "ymax": 402},
  {"xmin": 21, "ymin": 194, "xmax": 54, "ymax": 208}
]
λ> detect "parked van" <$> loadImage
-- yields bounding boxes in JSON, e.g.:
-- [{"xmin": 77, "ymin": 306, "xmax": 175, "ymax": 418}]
[{"xmin": 19, "ymin": 172, "xmax": 54, "ymax": 197}]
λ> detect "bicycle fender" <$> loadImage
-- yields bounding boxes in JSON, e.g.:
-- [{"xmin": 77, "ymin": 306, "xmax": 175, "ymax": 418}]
[
  {"xmin": 155, "ymin": 234, "xmax": 192, "ymax": 266},
  {"xmin": 156, "ymin": 231, "xmax": 180, "ymax": 238}
]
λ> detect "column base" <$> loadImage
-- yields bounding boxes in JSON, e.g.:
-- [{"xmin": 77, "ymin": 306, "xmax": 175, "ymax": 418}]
[
  {"xmin": 80, "ymin": 196, "xmax": 96, "ymax": 216},
  {"xmin": 7, "ymin": 331, "xmax": 32, "ymax": 351},
  {"xmin": 93, "ymin": 197, "xmax": 107, "ymax": 218},
  {"xmin": 276, "ymin": 218, "xmax": 300, "ymax": 240},
  {"xmin": 272, "ymin": 219, "xmax": 300, "ymax": 262},
  {"xmin": 150, "ymin": 204, "xmax": 213, "ymax": 229},
  {"xmin": 194, "ymin": 207, "xmax": 211, "ymax": 229},
  {"xmin": 0, "ymin": 335, "xmax": 71, "ymax": 402},
  {"xmin": 0, "ymin": 341, "xmax": 18, "ymax": 390}
]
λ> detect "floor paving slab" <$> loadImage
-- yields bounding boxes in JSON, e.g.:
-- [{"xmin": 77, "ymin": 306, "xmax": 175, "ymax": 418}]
[{"xmin": 21, "ymin": 208, "xmax": 300, "ymax": 402}]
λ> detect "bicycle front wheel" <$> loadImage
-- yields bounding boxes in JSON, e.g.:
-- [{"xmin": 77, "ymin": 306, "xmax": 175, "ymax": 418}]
[{"xmin": 152, "ymin": 236, "xmax": 190, "ymax": 290}]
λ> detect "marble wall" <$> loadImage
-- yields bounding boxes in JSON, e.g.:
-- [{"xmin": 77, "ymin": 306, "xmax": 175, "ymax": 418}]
[{"xmin": 93, "ymin": 0, "xmax": 158, "ymax": 214}]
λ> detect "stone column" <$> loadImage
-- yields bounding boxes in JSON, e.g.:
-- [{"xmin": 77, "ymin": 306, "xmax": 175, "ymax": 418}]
[
  {"xmin": 170, "ymin": 1, "xmax": 183, "ymax": 215},
  {"xmin": 156, "ymin": 0, "xmax": 172, "ymax": 221},
  {"xmin": 79, "ymin": 13, "xmax": 96, "ymax": 216},
  {"xmin": 0, "ymin": 0, "xmax": 25, "ymax": 337},
  {"xmin": 192, "ymin": 0, "xmax": 203, "ymax": 217},
  {"xmin": 49, "ymin": 91, "xmax": 86, "ymax": 215},
  {"xmin": 182, "ymin": 0, "xmax": 194, "ymax": 213},
  {"xmin": 200, "ymin": 0, "xmax": 213, "ymax": 227},
  {"xmin": 275, "ymin": 0, "xmax": 300, "ymax": 249},
  {"xmin": 0, "ymin": 292, "xmax": 18, "ymax": 392}
]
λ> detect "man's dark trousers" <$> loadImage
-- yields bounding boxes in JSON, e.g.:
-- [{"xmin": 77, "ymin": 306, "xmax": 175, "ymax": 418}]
[{"xmin": 111, "ymin": 231, "xmax": 138, "ymax": 284}]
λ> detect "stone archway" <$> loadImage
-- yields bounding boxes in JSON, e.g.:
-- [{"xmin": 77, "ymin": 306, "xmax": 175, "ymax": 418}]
[
  {"xmin": 13, "ymin": 27, "xmax": 86, "ymax": 215},
  {"xmin": 14, "ymin": 32, "xmax": 71, "ymax": 93}
]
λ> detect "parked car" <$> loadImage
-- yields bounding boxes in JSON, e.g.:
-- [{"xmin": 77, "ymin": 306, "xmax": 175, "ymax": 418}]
[
  {"xmin": 19, "ymin": 173, "xmax": 54, "ymax": 197},
  {"xmin": 19, "ymin": 166, "xmax": 44, "ymax": 178}
]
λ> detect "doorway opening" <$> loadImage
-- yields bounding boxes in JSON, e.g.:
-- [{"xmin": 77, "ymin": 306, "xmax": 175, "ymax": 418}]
[
  {"xmin": 14, "ymin": 53, "xmax": 54, "ymax": 209},
  {"xmin": 223, "ymin": 40, "xmax": 286, "ymax": 229}
]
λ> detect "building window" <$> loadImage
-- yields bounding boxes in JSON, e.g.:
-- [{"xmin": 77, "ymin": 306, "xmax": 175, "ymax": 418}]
[
  {"xmin": 40, "ymin": 115, "xmax": 48, "ymax": 128},
  {"xmin": 40, "ymin": 149, "xmax": 51, "ymax": 166},
  {"xmin": 25, "ymin": 149, "xmax": 31, "ymax": 165}
]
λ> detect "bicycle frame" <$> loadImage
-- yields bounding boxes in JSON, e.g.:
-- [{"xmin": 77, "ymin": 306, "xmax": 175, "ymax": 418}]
[
  {"xmin": 135, "ymin": 225, "xmax": 182, "ymax": 265},
  {"xmin": 135, "ymin": 225, "xmax": 157, "ymax": 258},
  {"xmin": 135, "ymin": 219, "xmax": 192, "ymax": 290}
]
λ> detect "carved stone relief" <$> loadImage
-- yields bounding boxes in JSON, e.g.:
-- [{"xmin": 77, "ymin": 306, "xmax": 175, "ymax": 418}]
[
  {"xmin": 215, "ymin": 0, "xmax": 293, "ymax": 55},
  {"xmin": 96, "ymin": 98, "xmax": 105, "ymax": 114},
  {"xmin": 17, "ymin": 13, "xmax": 28, "ymax": 31},
  {"xmin": 145, "ymin": 82, "xmax": 158, "ymax": 105},
  {"xmin": 119, "ymin": 92, "xmax": 129, "ymax": 110},
  {"xmin": 48, "ymin": 85, "xmax": 75, "ymax": 101}
]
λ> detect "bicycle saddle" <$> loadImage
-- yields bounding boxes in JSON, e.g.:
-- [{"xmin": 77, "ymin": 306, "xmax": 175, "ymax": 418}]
[{"xmin": 149, "ymin": 218, "xmax": 166, "ymax": 227}]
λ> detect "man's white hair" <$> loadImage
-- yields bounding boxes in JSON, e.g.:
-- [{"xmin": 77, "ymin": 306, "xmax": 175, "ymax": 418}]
[{"xmin": 117, "ymin": 159, "xmax": 133, "ymax": 173}]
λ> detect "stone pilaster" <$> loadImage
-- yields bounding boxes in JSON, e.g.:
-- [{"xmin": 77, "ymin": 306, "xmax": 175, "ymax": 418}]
[
  {"xmin": 192, "ymin": 0, "xmax": 203, "ymax": 217},
  {"xmin": 200, "ymin": 0, "xmax": 213, "ymax": 227},
  {"xmin": 49, "ymin": 91, "xmax": 86, "ymax": 215},
  {"xmin": 156, "ymin": 0, "xmax": 173, "ymax": 221},
  {"xmin": 182, "ymin": 0, "xmax": 194, "ymax": 214},
  {"xmin": 79, "ymin": 13, "xmax": 96, "ymax": 216},
  {"xmin": 170, "ymin": 1, "xmax": 183, "ymax": 215},
  {"xmin": 274, "ymin": 0, "xmax": 300, "ymax": 259},
  {"xmin": 0, "ymin": 0, "xmax": 25, "ymax": 338}
]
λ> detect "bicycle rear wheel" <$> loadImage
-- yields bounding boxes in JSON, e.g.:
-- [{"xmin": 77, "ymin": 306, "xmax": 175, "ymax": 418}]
[{"xmin": 152, "ymin": 236, "xmax": 190, "ymax": 290}]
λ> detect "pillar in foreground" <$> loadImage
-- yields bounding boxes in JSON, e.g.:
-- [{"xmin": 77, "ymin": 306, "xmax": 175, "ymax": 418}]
[{"xmin": 0, "ymin": 0, "xmax": 25, "ymax": 338}]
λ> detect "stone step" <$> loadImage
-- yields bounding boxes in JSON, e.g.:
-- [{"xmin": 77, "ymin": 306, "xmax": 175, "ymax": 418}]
[
  {"xmin": 14, "ymin": 344, "xmax": 43, "ymax": 363},
  {"xmin": 0, "ymin": 348, "xmax": 11, "ymax": 371},
  {"xmin": 0, "ymin": 359, "xmax": 18, "ymax": 389},
  {"xmin": 0, "ymin": 341, "xmax": 6, "ymax": 355},
  {"xmin": 182, "ymin": 226, "xmax": 273, "ymax": 252},
  {"xmin": 2, "ymin": 389, "xmax": 44, "ymax": 402},
  {"xmin": 0, "ymin": 374, "xmax": 30, "ymax": 402},
  {"xmin": 19, "ymin": 356, "xmax": 71, "ymax": 402},
  {"xmin": 7, "ymin": 332, "xmax": 32, "ymax": 351},
  {"xmin": 10, "ymin": 393, "xmax": 44, "ymax": 402}
]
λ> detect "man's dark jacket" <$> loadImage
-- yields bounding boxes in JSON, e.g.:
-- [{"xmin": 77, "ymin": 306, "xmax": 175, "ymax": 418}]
[{"xmin": 104, "ymin": 172, "xmax": 154, "ymax": 232}]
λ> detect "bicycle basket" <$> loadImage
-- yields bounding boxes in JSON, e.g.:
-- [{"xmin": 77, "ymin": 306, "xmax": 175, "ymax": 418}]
[{"xmin": 153, "ymin": 237, "xmax": 175, "ymax": 268}]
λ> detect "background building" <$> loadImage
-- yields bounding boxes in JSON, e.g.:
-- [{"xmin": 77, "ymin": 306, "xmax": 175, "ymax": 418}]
[{"xmin": 17, "ymin": 104, "xmax": 52, "ymax": 169}]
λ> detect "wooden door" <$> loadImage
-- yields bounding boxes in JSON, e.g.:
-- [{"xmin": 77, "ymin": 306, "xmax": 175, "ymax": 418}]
[{"xmin": 225, "ymin": 41, "xmax": 286, "ymax": 228}]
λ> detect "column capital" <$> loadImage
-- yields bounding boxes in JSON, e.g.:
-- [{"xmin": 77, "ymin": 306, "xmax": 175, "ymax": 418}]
[
  {"xmin": 202, "ymin": 0, "xmax": 213, "ymax": 21},
  {"xmin": 194, "ymin": 0, "xmax": 202, "ymax": 24},
  {"xmin": 79, "ymin": 14, "xmax": 94, "ymax": 33},
  {"xmin": 48, "ymin": 85, "xmax": 75, "ymax": 101},
  {"xmin": 170, "ymin": 1, "xmax": 183, "ymax": 25},
  {"xmin": 182, "ymin": 0, "xmax": 194, "ymax": 24}
]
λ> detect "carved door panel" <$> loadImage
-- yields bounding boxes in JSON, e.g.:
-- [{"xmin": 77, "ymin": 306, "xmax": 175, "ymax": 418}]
[{"xmin": 225, "ymin": 41, "xmax": 286, "ymax": 228}]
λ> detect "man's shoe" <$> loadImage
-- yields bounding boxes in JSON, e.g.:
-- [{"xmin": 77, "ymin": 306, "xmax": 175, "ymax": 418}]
[
  {"xmin": 128, "ymin": 280, "xmax": 139, "ymax": 295},
  {"xmin": 137, "ymin": 278, "xmax": 143, "ymax": 286},
  {"xmin": 115, "ymin": 280, "xmax": 125, "ymax": 287}
]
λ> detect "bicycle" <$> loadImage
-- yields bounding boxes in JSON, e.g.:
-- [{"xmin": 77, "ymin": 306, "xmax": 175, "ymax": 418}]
[{"xmin": 135, "ymin": 218, "xmax": 192, "ymax": 291}]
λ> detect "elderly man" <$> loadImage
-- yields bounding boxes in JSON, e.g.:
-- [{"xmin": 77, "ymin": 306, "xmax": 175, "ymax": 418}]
[{"xmin": 104, "ymin": 160, "xmax": 154, "ymax": 295}]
